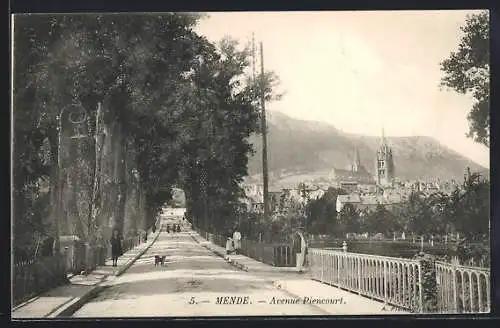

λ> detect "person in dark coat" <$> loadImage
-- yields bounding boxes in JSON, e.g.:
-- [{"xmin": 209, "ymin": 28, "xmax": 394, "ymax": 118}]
[{"xmin": 110, "ymin": 230, "xmax": 122, "ymax": 267}]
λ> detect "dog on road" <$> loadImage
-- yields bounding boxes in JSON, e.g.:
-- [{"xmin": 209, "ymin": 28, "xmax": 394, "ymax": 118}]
[{"xmin": 154, "ymin": 255, "xmax": 166, "ymax": 266}]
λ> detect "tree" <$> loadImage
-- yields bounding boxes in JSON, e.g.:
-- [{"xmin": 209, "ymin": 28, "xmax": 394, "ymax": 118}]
[
  {"xmin": 363, "ymin": 204, "xmax": 397, "ymax": 237},
  {"xmin": 445, "ymin": 168, "xmax": 489, "ymax": 242},
  {"xmin": 15, "ymin": 14, "xmax": 204, "ymax": 217},
  {"xmin": 13, "ymin": 14, "xmax": 75, "ymax": 256},
  {"xmin": 277, "ymin": 189, "xmax": 291, "ymax": 216},
  {"xmin": 13, "ymin": 13, "xmax": 280, "ymax": 257},
  {"xmin": 440, "ymin": 11, "xmax": 490, "ymax": 147},
  {"xmin": 402, "ymin": 191, "xmax": 434, "ymax": 237},
  {"xmin": 178, "ymin": 36, "xmax": 280, "ymax": 233},
  {"xmin": 426, "ymin": 192, "xmax": 449, "ymax": 236},
  {"xmin": 305, "ymin": 187, "xmax": 346, "ymax": 235},
  {"xmin": 389, "ymin": 203, "xmax": 409, "ymax": 234},
  {"xmin": 338, "ymin": 203, "xmax": 360, "ymax": 235}
]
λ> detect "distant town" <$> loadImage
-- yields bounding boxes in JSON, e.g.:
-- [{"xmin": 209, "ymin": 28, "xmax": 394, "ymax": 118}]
[{"xmin": 240, "ymin": 131, "xmax": 469, "ymax": 216}]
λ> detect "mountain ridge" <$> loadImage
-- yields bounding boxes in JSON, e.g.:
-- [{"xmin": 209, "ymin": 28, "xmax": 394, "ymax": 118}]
[{"xmin": 247, "ymin": 110, "xmax": 488, "ymax": 183}]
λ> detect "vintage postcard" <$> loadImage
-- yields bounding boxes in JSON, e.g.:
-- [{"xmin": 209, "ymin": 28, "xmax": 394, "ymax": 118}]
[{"xmin": 11, "ymin": 10, "xmax": 490, "ymax": 318}]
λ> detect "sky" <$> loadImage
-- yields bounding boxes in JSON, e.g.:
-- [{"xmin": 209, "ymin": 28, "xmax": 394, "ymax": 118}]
[{"xmin": 194, "ymin": 10, "xmax": 490, "ymax": 168}]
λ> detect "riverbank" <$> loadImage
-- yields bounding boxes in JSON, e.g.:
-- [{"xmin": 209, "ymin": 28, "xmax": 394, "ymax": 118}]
[{"xmin": 309, "ymin": 239, "xmax": 452, "ymax": 259}]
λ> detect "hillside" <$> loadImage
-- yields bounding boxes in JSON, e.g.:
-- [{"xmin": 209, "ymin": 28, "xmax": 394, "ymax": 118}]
[{"xmin": 247, "ymin": 111, "xmax": 488, "ymax": 184}]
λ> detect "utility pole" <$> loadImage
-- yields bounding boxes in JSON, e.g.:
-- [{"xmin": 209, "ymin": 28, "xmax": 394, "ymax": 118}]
[
  {"xmin": 252, "ymin": 33, "xmax": 256, "ymax": 81},
  {"xmin": 260, "ymin": 42, "xmax": 270, "ymax": 229}
]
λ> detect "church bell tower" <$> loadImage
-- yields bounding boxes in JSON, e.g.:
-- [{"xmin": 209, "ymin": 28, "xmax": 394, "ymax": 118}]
[{"xmin": 375, "ymin": 128, "xmax": 395, "ymax": 186}]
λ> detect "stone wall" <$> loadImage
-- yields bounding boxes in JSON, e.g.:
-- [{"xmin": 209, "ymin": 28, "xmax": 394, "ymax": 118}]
[{"xmin": 57, "ymin": 106, "xmax": 147, "ymax": 245}]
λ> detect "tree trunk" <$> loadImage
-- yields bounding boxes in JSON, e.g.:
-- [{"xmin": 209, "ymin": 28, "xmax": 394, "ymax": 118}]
[
  {"xmin": 115, "ymin": 123, "xmax": 127, "ymax": 235},
  {"xmin": 138, "ymin": 186, "xmax": 147, "ymax": 232},
  {"xmin": 48, "ymin": 129, "xmax": 60, "ymax": 248},
  {"xmin": 123, "ymin": 140, "xmax": 139, "ymax": 237}
]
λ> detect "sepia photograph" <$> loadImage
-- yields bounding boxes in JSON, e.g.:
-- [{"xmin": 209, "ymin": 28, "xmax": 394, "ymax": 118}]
[{"xmin": 11, "ymin": 10, "xmax": 490, "ymax": 318}]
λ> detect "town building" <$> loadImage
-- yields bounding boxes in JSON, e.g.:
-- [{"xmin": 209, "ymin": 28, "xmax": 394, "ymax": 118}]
[
  {"xmin": 340, "ymin": 181, "xmax": 358, "ymax": 193},
  {"xmin": 336, "ymin": 192, "xmax": 403, "ymax": 213},
  {"xmin": 330, "ymin": 146, "xmax": 376, "ymax": 186},
  {"xmin": 336, "ymin": 194, "xmax": 361, "ymax": 212},
  {"xmin": 268, "ymin": 187, "xmax": 283, "ymax": 213}
]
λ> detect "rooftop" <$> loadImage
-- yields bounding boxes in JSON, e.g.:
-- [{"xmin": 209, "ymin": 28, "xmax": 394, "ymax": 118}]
[{"xmin": 337, "ymin": 194, "xmax": 362, "ymax": 203}]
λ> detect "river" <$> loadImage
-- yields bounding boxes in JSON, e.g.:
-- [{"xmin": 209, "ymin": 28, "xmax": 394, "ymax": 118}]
[{"xmin": 309, "ymin": 239, "xmax": 453, "ymax": 259}]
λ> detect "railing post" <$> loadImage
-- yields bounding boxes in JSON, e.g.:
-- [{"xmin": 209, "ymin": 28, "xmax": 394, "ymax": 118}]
[
  {"xmin": 383, "ymin": 261, "xmax": 388, "ymax": 305},
  {"xmin": 418, "ymin": 263, "xmax": 424, "ymax": 313},
  {"xmin": 357, "ymin": 257, "xmax": 362, "ymax": 293},
  {"xmin": 486, "ymin": 273, "xmax": 491, "ymax": 313},
  {"xmin": 336, "ymin": 254, "xmax": 340, "ymax": 285},
  {"xmin": 452, "ymin": 266, "xmax": 458, "ymax": 313},
  {"xmin": 476, "ymin": 273, "xmax": 482, "ymax": 312},
  {"xmin": 469, "ymin": 272, "xmax": 474, "ymax": 312},
  {"xmin": 320, "ymin": 251, "xmax": 324, "ymax": 282}
]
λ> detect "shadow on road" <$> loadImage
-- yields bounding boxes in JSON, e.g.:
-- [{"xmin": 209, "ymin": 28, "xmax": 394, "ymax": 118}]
[
  {"xmin": 85, "ymin": 233, "xmax": 277, "ymax": 303},
  {"xmin": 96, "ymin": 274, "xmax": 269, "ymax": 301},
  {"xmin": 71, "ymin": 231, "xmax": 330, "ymax": 317}
]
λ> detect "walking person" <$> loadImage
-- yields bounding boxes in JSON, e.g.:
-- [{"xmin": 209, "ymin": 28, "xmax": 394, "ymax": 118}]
[
  {"xmin": 233, "ymin": 227, "xmax": 242, "ymax": 255},
  {"xmin": 293, "ymin": 231, "xmax": 307, "ymax": 273},
  {"xmin": 110, "ymin": 229, "xmax": 122, "ymax": 267},
  {"xmin": 225, "ymin": 231, "xmax": 234, "ymax": 256}
]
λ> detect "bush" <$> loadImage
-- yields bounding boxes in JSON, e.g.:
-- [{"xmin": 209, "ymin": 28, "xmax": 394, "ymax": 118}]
[
  {"xmin": 451, "ymin": 238, "xmax": 490, "ymax": 266},
  {"xmin": 413, "ymin": 252, "xmax": 438, "ymax": 312}
]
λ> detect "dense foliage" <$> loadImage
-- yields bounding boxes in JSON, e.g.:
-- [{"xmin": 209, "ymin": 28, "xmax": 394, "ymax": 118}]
[
  {"xmin": 440, "ymin": 11, "xmax": 490, "ymax": 147},
  {"xmin": 300, "ymin": 168, "xmax": 489, "ymax": 243},
  {"xmin": 13, "ymin": 13, "xmax": 278, "ymax": 257},
  {"xmin": 305, "ymin": 188, "xmax": 347, "ymax": 235},
  {"xmin": 243, "ymin": 167, "xmax": 488, "ymax": 257},
  {"xmin": 413, "ymin": 252, "xmax": 438, "ymax": 312}
]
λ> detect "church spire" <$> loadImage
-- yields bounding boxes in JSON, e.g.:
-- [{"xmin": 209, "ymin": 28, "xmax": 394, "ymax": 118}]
[
  {"xmin": 381, "ymin": 126, "xmax": 386, "ymax": 145},
  {"xmin": 351, "ymin": 144, "xmax": 362, "ymax": 172}
]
